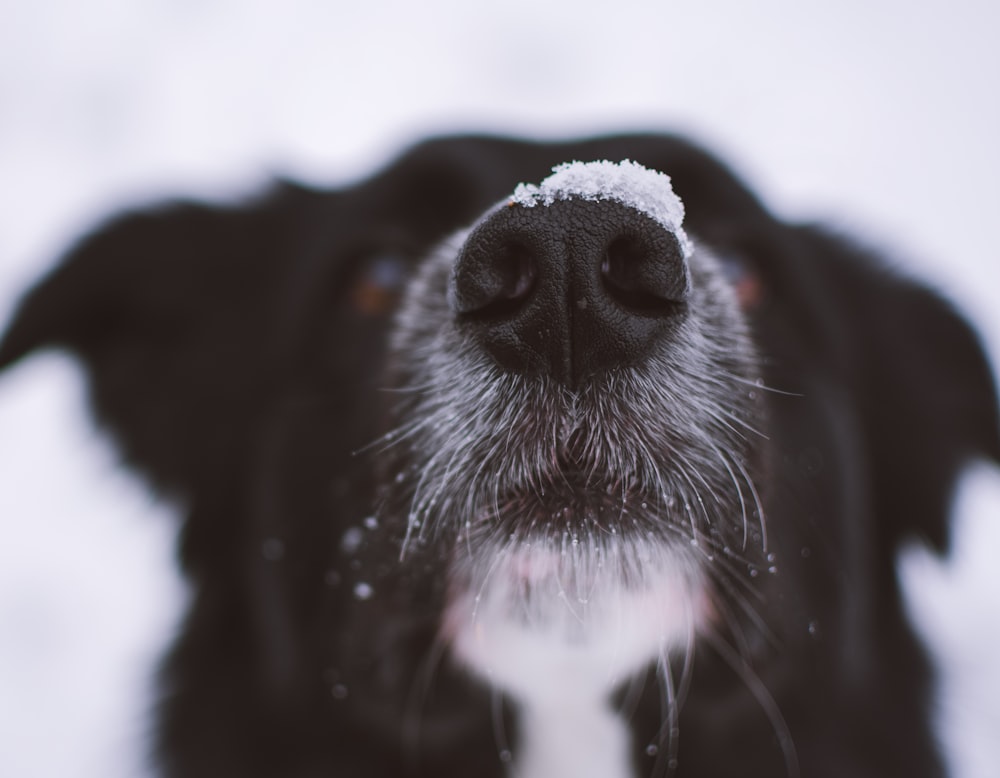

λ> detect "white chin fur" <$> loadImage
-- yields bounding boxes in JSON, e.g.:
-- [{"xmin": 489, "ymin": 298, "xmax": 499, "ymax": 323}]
[{"xmin": 442, "ymin": 536, "xmax": 707, "ymax": 778}]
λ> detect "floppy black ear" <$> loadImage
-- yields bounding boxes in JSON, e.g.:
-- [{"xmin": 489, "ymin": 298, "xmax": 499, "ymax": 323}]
[
  {"xmin": 0, "ymin": 142, "xmax": 506, "ymax": 506},
  {"xmin": 798, "ymin": 227, "xmax": 1000, "ymax": 552},
  {"xmin": 875, "ymin": 280, "xmax": 1000, "ymax": 552},
  {"xmin": 0, "ymin": 189, "xmax": 324, "ymax": 501}
]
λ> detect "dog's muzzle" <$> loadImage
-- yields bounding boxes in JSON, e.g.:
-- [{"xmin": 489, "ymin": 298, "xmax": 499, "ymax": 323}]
[{"xmin": 384, "ymin": 160, "xmax": 764, "ymax": 572}]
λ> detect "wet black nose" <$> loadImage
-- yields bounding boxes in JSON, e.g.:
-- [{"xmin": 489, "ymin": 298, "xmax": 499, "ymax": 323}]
[{"xmin": 449, "ymin": 197, "xmax": 690, "ymax": 386}]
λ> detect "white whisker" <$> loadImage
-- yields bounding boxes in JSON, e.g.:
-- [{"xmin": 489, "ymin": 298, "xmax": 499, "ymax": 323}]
[{"xmin": 703, "ymin": 629, "xmax": 800, "ymax": 778}]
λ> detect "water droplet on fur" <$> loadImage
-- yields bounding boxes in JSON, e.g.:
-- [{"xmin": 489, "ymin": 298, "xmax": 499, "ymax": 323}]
[
  {"xmin": 499, "ymin": 749, "xmax": 513, "ymax": 763},
  {"xmin": 340, "ymin": 527, "xmax": 363, "ymax": 554},
  {"xmin": 354, "ymin": 582, "xmax": 374, "ymax": 600},
  {"xmin": 766, "ymin": 552, "xmax": 776, "ymax": 563},
  {"xmin": 748, "ymin": 391, "xmax": 757, "ymax": 400},
  {"xmin": 331, "ymin": 684, "xmax": 349, "ymax": 700},
  {"xmin": 395, "ymin": 471, "xmax": 406, "ymax": 483},
  {"xmin": 748, "ymin": 567, "xmax": 759, "ymax": 578},
  {"xmin": 261, "ymin": 538, "xmax": 285, "ymax": 561},
  {"xmin": 640, "ymin": 502, "xmax": 648, "ymax": 510},
  {"xmin": 363, "ymin": 516, "xmax": 378, "ymax": 530},
  {"xmin": 808, "ymin": 620, "xmax": 819, "ymax": 637},
  {"xmin": 645, "ymin": 744, "xmax": 658, "ymax": 756},
  {"xmin": 768, "ymin": 566, "xmax": 778, "ymax": 574}
]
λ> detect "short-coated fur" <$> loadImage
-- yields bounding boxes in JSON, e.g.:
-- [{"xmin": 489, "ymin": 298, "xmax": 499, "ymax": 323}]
[{"xmin": 1, "ymin": 134, "xmax": 998, "ymax": 777}]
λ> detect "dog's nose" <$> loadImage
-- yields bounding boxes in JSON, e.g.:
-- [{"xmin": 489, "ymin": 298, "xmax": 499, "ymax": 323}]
[{"xmin": 449, "ymin": 197, "xmax": 689, "ymax": 386}]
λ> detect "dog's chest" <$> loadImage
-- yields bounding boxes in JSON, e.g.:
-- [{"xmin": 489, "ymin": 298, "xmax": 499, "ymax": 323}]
[{"xmin": 442, "ymin": 544, "xmax": 704, "ymax": 778}]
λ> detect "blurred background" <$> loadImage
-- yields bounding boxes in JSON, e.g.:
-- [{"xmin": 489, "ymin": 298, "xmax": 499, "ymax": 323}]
[{"xmin": 0, "ymin": 1, "xmax": 998, "ymax": 776}]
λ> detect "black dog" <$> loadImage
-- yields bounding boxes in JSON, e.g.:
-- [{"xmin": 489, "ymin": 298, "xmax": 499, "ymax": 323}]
[{"xmin": 1, "ymin": 134, "xmax": 997, "ymax": 778}]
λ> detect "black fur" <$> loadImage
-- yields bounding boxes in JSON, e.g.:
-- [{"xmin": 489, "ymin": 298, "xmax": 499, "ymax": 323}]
[{"xmin": 1, "ymin": 134, "xmax": 997, "ymax": 777}]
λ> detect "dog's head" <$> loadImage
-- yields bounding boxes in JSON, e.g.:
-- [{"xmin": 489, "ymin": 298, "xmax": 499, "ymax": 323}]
[{"xmin": 1, "ymin": 134, "xmax": 998, "ymax": 776}]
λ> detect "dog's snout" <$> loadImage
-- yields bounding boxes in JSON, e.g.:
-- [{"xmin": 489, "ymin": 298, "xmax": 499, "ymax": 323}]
[{"xmin": 450, "ymin": 197, "xmax": 689, "ymax": 386}]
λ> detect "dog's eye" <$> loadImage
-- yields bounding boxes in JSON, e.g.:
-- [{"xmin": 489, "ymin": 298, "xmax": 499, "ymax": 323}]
[
  {"xmin": 716, "ymin": 250, "xmax": 764, "ymax": 311},
  {"xmin": 350, "ymin": 252, "xmax": 410, "ymax": 316}
]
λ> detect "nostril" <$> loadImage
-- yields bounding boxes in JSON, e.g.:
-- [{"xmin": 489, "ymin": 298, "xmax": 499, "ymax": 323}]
[
  {"xmin": 601, "ymin": 236, "xmax": 647, "ymax": 297},
  {"xmin": 495, "ymin": 243, "xmax": 536, "ymax": 305},
  {"xmin": 600, "ymin": 234, "xmax": 688, "ymax": 313},
  {"xmin": 451, "ymin": 241, "xmax": 537, "ymax": 318}
]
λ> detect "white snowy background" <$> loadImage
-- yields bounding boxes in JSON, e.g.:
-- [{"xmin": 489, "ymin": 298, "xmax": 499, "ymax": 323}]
[{"xmin": 1, "ymin": 1, "xmax": 998, "ymax": 776}]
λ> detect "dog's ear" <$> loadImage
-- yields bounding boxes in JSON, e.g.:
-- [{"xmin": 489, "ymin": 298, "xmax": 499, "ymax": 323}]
[
  {"xmin": 0, "ymin": 145, "xmax": 502, "ymax": 506},
  {"xmin": 877, "ymin": 280, "xmax": 1000, "ymax": 552},
  {"xmin": 800, "ymin": 227, "xmax": 1000, "ymax": 552},
  {"xmin": 0, "ymin": 191, "xmax": 323, "ymax": 501}
]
